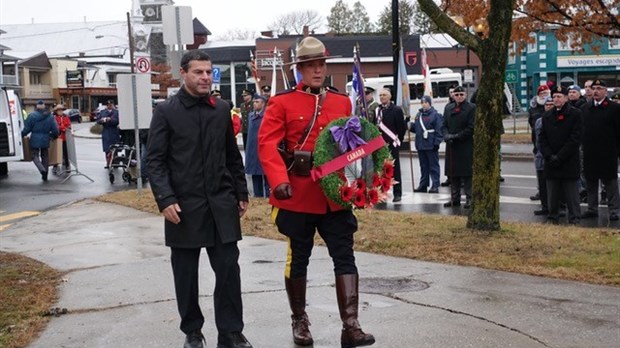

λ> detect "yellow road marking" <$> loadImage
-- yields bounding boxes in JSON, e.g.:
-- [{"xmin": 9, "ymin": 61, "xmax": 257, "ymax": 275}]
[
  {"xmin": 0, "ymin": 223, "xmax": 12, "ymax": 232},
  {"xmin": 0, "ymin": 211, "xmax": 40, "ymax": 223}
]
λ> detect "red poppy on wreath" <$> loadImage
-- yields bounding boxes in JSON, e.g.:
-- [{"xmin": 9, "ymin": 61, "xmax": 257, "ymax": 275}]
[
  {"xmin": 383, "ymin": 160, "xmax": 394, "ymax": 178},
  {"xmin": 372, "ymin": 173, "xmax": 382, "ymax": 188},
  {"xmin": 557, "ymin": 114, "xmax": 564, "ymax": 121},
  {"xmin": 602, "ymin": 101, "xmax": 608, "ymax": 107},
  {"xmin": 381, "ymin": 177, "xmax": 392, "ymax": 192},
  {"xmin": 353, "ymin": 190, "xmax": 366, "ymax": 208},
  {"xmin": 340, "ymin": 185, "xmax": 354, "ymax": 202},
  {"xmin": 355, "ymin": 178, "xmax": 367, "ymax": 192},
  {"xmin": 368, "ymin": 188, "xmax": 379, "ymax": 205}
]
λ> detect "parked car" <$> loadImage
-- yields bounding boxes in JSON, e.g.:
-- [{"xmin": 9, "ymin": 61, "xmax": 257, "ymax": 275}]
[{"xmin": 63, "ymin": 109, "xmax": 82, "ymax": 123}]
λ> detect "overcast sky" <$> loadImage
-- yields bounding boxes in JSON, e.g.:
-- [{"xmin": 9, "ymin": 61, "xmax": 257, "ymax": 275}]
[{"xmin": 0, "ymin": 0, "xmax": 389, "ymax": 37}]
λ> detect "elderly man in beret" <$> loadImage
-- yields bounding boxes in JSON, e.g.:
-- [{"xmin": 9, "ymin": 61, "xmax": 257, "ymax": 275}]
[
  {"xmin": 258, "ymin": 36, "xmax": 375, "ymax": 348},
  {"xmin": 538, "ymin": 86, "xmax": 583, "ymax": 224}
]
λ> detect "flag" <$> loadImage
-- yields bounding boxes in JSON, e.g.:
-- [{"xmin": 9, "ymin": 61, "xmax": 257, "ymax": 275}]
[
  {"xmin": 396, "ymin": 40, "xmax": 411, "ymax": 118},
  {"xmin": 421, "ymin": 47, "xmax": 432, "ymax": 97},
  {"xmin": 350, "ymin": 45, "xmax": 367, "ymax": 118},
  {"xmin": 249, "ymin": 50, "xmax": 260, "ymax": 93},
  {"xmin": 270, "ymin": 46, "xmax": 277, "ymax": 97}
]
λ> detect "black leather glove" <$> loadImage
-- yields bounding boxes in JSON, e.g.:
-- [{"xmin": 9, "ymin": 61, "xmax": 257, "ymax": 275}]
[
  {"xmin": 273, "ymin": 183, "xmax": 293, "ymax": 200},
  {"xmin": 549, "ymin": 155, "xmax": 560, "ymax": 167}
]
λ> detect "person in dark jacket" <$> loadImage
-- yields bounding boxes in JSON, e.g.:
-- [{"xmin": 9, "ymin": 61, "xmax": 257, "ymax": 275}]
[
  {"xmin": 146, "ymin": 50, "xmax": 253, "ymax": 348},
  {"xmin": 239, "ymin": 89, "xmax": 253, "ymax": 148},
  {"xmin": 376, "ymin": 88, "xmax": 406, "ymax": 202},
  {"xmin": 410, "ymin": 95, "xmax": 443, "ymax": 193},
  {"xmin": 538, "ymin": 86, "xmax": 583, "ymax": 224},
  {"xmin": 442, "ymin": 86, "xmax": 475, "ymax": 208},
  {"xmin": 579, "ymin": 79, "xmax": 620, "ymax": 221},
  {"xmin": 22, "ymin": 100, "xmax": 59, "ymax": 181},
  {"xmin": 96, "ymin": 100, "xmax": 120, "ymax": 167},
  {"xmin": 567, "ymin": 85, "xmax": 587, "ymax": 109},
  {"xmin": 244, "ymin": 94, "xmax": 269, "ymax": 197},
  {"xmin": 527, "ymin": 85, "xmax": 551, "ymax": 201}
]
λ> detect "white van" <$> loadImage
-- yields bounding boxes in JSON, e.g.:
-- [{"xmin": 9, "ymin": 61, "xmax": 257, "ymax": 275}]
[
  {"xmin": 0, "ymin": 88, "xmax": 25, "ymax": 175},
  {"xmin": 346, "ymin": 68, "xmax": 462, "ymax": 116}
]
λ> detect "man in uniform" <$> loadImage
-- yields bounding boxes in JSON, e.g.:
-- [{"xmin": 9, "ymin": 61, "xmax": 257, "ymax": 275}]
[
  {"xmin": 239, "ymin": 89, "xmax": 253, "ymax": 148},
  {"xmin": 364, "ymin": 87, "xmax": 379, "ymax": 123},
  {"xmin": 376, "ymin": 88, "xmax": 406, "ymax": 202},
  {"xmin": 442, "ymin": 86, "xmax": 475, "ymax": 208},
  {"xmin": 258, "ymin": 36, "xmax": 375, "ymax": 348},
  {"xmin": 538, "ymin": 86, "xmax": 583, "ymax": 224},
  {"xmin": 261, "ymin": 85, "xmax": 271, "ymax": 99},
  {"xmin": 580, "ymin": 79, "xmax": 620, "ymax": 221}
]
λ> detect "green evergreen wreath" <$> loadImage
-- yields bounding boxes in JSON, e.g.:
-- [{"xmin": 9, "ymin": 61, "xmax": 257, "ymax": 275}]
[{"xmin": 313, "ymin": 116, "xmax": 394, "ymax": 209}]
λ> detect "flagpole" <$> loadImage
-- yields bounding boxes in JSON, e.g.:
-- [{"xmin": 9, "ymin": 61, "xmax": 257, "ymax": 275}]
[
  {"xmin": 270, "ymin": 46, "xmax": 277, "ymax": 97},
  {"xmin": 277, "ymin": 48, "xmax": 290, "ymax": 90},
  {"xmin": 250, "ymin": 50, "xmax": 260, "ymax": 93},
  {"xmin": 398, "ymin": 38, "xmax": 415, "ymax": 193}
]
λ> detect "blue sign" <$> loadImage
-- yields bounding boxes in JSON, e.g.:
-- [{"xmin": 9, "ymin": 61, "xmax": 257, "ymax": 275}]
[{"xmin": 212, "ymin": 67, "xmax": 221, "ymax": 84}]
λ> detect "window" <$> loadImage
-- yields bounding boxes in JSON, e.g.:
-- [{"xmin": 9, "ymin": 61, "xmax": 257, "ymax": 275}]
[
  {"xmin": 71, "ymin": 95, "xmax": 80, "ymax": 110},
  {"xmin": 609, "ymin": 38, "xmax": 620, "ymax": 49},
  {"xmin": 29, "ymin": 71, "xmax": 41, "ymax": 85},
  {"xmin": 527, "ymin": 33, "xmax": 537, "ymax": 53},
  {"xmin": 107, "ymin": 73, "xmax": 117, "ymax": 87},
  {"xmin": 558, "ymin": 35, "xmax": 576, "ymax": 51}
]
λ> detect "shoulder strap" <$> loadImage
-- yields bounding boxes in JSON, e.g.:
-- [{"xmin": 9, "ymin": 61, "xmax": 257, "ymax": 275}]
[{"xmin": 295, "ymin": 91, "xmax": 326, "ymax": 148}]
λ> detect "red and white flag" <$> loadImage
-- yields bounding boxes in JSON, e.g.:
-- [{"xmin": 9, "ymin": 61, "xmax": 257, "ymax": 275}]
[{"xmin": 421, "ymin": 47, "xmax": 432, "ymax": 97}]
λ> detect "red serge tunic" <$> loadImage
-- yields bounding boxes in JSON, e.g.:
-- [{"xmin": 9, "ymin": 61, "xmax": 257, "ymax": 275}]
[{"xmin": 258, "ymin": 84, "xmax": 352, "ymax": 214}]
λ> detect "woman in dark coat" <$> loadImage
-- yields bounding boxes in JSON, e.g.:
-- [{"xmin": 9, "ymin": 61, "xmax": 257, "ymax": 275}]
[
  {"xmin": 442, "ymin": 86, "xmax": 475, "ymax": 207},
  {"xmin": 96, "ymin": 100, "xmax": 120, "ymax": 167}
]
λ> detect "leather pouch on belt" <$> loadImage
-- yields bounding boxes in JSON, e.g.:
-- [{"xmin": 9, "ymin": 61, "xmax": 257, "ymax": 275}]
[{"xmin": 291, "ymin": 150, "xmax": 313, "ymax": 176}]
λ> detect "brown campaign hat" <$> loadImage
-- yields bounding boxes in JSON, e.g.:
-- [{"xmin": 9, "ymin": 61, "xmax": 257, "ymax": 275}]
[{"xmin": 286, "ymin": 36, "xmax": 340, "ymax": 65}]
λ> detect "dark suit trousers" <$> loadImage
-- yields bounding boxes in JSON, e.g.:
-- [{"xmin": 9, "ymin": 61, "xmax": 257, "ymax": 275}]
[
  {"xmin": 170, "ymin": 239, "xmax": 243, "ymax": 335},
  {"xmin": 585, "ymin": 178, "xmax": 619, "ymax": 215},
  {"xmin": 546, "ymin": 179, "xmax": 580, "ymax": 222},
  {"xmin": 450, "ymin": 176, "xmax": 472, "ymax": 203},
  {"xmin": 390, "ymin": 145, "xmax": 402, "ymax": 197}
]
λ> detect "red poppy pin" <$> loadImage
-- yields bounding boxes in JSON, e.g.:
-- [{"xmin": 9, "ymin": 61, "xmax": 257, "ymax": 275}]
[
  {"xmin": 455, "ymin": 107, "xmax": 461, "ymax": 113},
  {"xmin": 557, "ymin": 114, "xmax": 564, "ymax": 121},
  {"xmin": 602, "ymin": 101, "xmax": 608, "ymax": 107}
]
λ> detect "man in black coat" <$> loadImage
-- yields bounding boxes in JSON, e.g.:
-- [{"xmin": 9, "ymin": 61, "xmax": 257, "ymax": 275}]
[
  {"xmin": 442, "ymin": 86, "xmax": 475, "ymax": 208},
  {"xmin": 147, "ymin": 50, "xmax": 252, "ymax": 348},
  {"xmin": 376, "ymin": 88, "xmax": 406, "ymax": 202},
  {"xmin": 580, "ymin": 79, "xmax": 620, "ymax": 221},
  {"xmin": 538, "ymin": 86, "xmax": 583, "ymax": 224}
]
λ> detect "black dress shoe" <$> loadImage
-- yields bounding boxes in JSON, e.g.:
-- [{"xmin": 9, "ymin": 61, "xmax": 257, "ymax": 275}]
[
  {"xmin": 463, "ymin": 201, "xmax": 471, "ymax": 209},
  {"xmin": 41, "ymin": 171, "xmax": 48, "ymax": 181},
  {"xmin": 184, "ymin": 330, "xmax": 205, "ymax": 348},
  {"xmin": 443, "ymin": 201, "xmax": 460, "ymax": 207},
  {"xmin": 529, "ymin": 192, "xmax": 540, "ymax": 201},
  {"xmin": 533, "ymin": 209, "xmax": 549, "ymax": 216},
  {"xmin": 581, "ymin": 211, "xmax": 598, "ymax": 219},
  {"xmin": 499, "ymin": 176, "xmax": 505, "ymax": 182},
  {"xmin": 428, "ymin": 188, "xmax": 439, "ymax": 193},
  {"xmin": 440, "ymin": 180, "xmax": 451, "ymax": 187},
  {"xmin": 217, "ymin": 332, "xmax": 252, "ymax": 348},
  {"xmin": 413, "ymin": 187, "xmax": 427, "ymax": 193},
  {"xmin": 392, "ymin": 195, "xmax": 402, "ymax": 203}
]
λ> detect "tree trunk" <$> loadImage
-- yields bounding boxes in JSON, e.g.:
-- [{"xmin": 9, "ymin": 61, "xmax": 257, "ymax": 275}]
[{"xmin": 466, "ymin": 0, "xmax": 515, "ymax": 231}]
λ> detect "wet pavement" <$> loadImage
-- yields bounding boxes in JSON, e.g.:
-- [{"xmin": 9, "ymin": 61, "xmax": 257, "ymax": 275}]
[{"xmin": 1, "ymin": 199, "xmax": 619, "ymax": 348}]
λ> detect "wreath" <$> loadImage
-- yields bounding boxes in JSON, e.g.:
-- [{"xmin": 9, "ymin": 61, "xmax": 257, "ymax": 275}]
[{"xmin": 313, "ymin": 116, "xmax": 394, "ymax": 209}]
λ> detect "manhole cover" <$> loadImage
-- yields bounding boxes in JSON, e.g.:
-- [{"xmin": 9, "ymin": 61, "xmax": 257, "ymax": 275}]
[{"xmin": 360, "ymin": 277, "xmax": 429, "ymax": 294}]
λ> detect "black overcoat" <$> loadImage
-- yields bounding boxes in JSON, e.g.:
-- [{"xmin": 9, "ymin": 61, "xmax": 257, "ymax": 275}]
[
  {"xmin": 538, "ymin": 103, "xmax": 582, "ymax": 179},
  {"xmin": 581, "ymin": 97, "xmax": 620, "ymax": 180},
  {"xmin": 442, "ymin": 101, "xmax": 475, "ymax": 177},
  {"xmin": 376, "ymin": 103, "xmax": 406, "ymax": 146},
  {"xmin": 146, "ymin": 87, "xmax": 248, "ymax": 248}
]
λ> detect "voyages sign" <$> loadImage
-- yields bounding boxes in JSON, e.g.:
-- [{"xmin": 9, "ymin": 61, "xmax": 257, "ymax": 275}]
[{"xmin": 557, "ymin": 55, "xmax": 620, "ymax": 68}]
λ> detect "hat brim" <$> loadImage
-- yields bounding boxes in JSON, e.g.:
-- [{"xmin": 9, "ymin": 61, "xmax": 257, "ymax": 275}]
[{"xmin": 284, "ymin": 55, "xmax": 342, "ymax": 65}]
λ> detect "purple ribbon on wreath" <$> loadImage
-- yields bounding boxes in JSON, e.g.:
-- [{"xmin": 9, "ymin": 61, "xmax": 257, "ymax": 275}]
[{"xmin": 329, "ymin": 116, "xmax": 367, "ymax": 153}]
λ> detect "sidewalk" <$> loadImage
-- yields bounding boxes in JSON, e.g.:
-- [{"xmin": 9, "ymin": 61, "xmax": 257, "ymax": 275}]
[{"xmin": 1, "ymin": 200, "xmax": 618, "ymax": 348}]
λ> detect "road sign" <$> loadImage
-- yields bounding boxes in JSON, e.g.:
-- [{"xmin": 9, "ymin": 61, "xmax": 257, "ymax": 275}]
[
  {"xmin": 463, "ymin": 69, "xmax": 473, "ymax": 83},
  {"xmin": 162, "ymin": 6, "xmax": 193, "ymax": 45},
  {"xmin": 135, "ymin": 56, "xmax": 151, "ymax": 74},
  {"xmin": 505, "ymin": 70, "xmax": 518, "ymax": 83},
  {"xmin": 212, "ymin": 67, "xmax": 221, "ymax": 84}
]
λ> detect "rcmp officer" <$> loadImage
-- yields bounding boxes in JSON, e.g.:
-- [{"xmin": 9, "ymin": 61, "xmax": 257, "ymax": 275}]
[
  {"xmin": 579, "ymin": 79, "xmax": 620, "ymax": 221},
  {"xmin": 257, "ymin": 36, "xmax": 375, "ymax": 348},
  {"xmin": 538, "ymin": 85, "xmax": 583, "ymax": 224}
]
